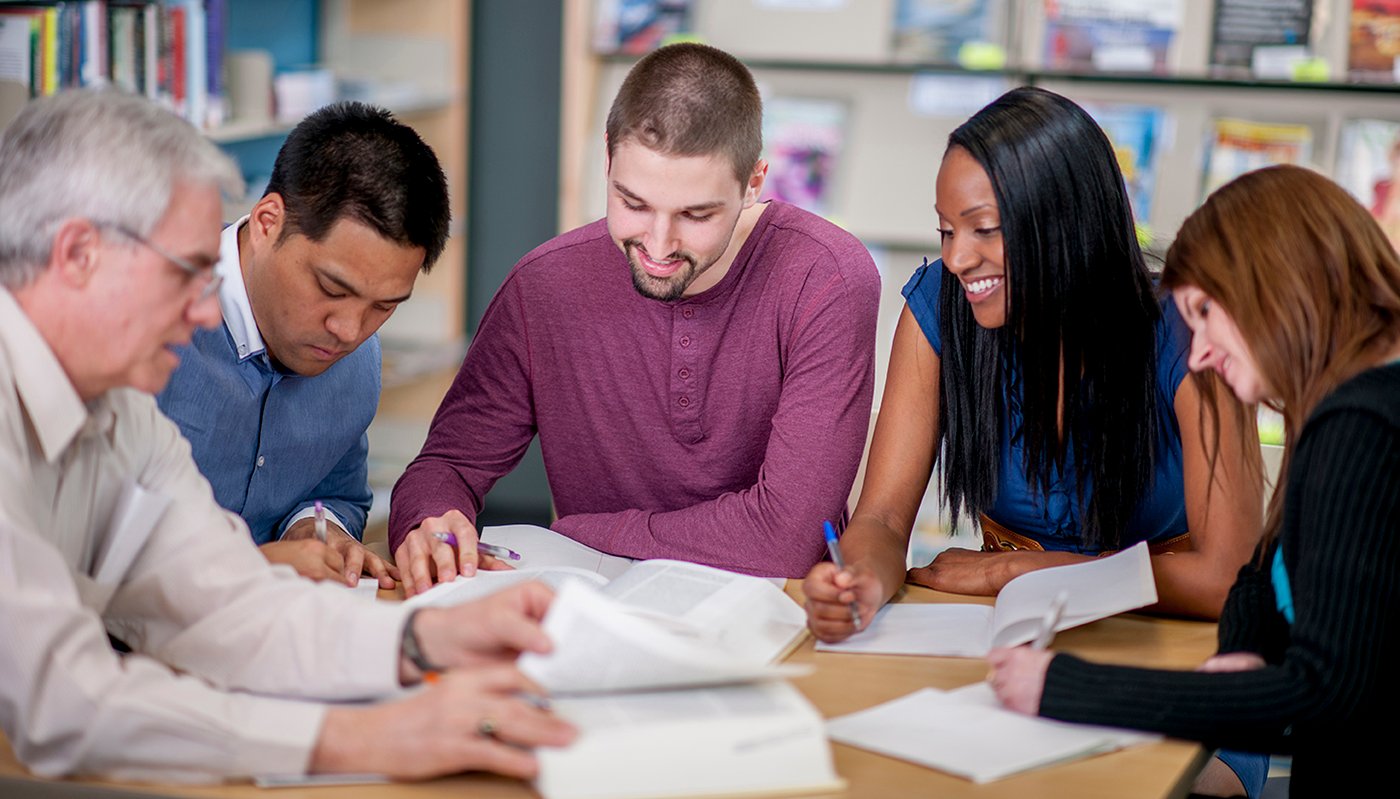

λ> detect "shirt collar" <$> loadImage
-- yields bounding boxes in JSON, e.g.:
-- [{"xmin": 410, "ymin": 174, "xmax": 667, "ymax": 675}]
[
  {"xmin": 0, "ymin": 287, "xmax": 92, "ymax": 463},
  {"xmin": 217, "ymin": 216, "xmax": 267, "ymax": 362}
]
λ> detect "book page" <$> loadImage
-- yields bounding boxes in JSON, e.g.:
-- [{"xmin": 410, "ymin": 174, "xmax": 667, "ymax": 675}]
[
  {"xmin": 403, "ymin": 567, "xmax": 608, "ymax": 609},
  {"xmin": 826, "ymin": 683, "xmax": 1158, "ymax": 783},
  {"xmin": 480, "ymin": 524, "xmax": 634, "ymax": 579},
  {"xmin": 600, "ymin": 559, "xmax": 806, "ymax": 664},
  {"xmin": 519, "ymin": 581, "xmax": 804, "ymax": 695},
  {"xmin": 988, "ymin": 542, "xmax": 1157, "ymax": 649},
  {"xmin": 815, "ymin": 603, "xmax": 996, "ymax": 657}
]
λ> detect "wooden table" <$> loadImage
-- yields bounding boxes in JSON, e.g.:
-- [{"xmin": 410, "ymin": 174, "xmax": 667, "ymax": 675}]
[{"xmin": 0, "ymin": 584, "xmax": 1216, "ymax": 799}]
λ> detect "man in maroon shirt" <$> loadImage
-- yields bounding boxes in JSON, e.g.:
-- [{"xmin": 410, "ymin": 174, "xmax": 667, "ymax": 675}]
[{"xmin": 390, "ymin": 43, "xmax": 880, "ymax": 594}]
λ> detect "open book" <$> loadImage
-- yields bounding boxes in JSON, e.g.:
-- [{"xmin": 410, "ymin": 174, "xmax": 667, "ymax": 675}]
[
  {"xmin": 817, "ymin": 541, "xmax": 1157, "ymax": 657},
  {"xmin": 826, "ymin": 682, "xmax": 1159, "ymax": 783},
  {"xmin": 406, "ymin": 525, "xmax": 809, "ymax": 692},
  {"xmin": 519, "ymin": 575, "xmax": 808, "ymax": 694}
]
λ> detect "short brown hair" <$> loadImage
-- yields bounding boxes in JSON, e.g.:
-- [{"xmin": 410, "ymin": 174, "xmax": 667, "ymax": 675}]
[
  {"xmin": 605, "ymin": 43, "xmax": 762, "ymax": 185},
  {"xmin": 1163, "ymin": 165, "xmax": 1400, "ymax": 542}
]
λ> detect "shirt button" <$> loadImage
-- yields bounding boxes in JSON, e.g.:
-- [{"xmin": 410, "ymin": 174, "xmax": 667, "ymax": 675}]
[
  {"xmin": 678, "ymin": 368, "xmax": 690, "ymax": 379},
  {"xmin": 680, "ymin": 335, "xmax": 691, "ymax": 348},
  {"xmin": 682, "ymin": 308, "xmax": 694, "ymax": 319},
  {"xmin": 678, "ymin": 396, "xmax": 690, "ymax": 408},
  {"xmin": 256, "ymin": 455, "xmax": 266, "ymax": 467}
]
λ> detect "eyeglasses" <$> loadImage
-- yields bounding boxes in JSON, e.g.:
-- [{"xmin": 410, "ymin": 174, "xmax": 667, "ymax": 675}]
[{"xmin": 99, "ymin": 222, "xmax": 222, "ymax": 302}]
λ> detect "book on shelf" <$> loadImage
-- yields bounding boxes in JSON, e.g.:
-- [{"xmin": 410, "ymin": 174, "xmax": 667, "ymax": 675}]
[
  {"xmin": 0, "ymin": 5, "xmax": 56, "ymax": 99},
  {"xmin": 1209, "ymin": 0, "xmax": 1313, "ymax": 77},
  {"xmin": 1349, "ymin": 0, "xmax": 1400, "ymax": 82},
  {"xmin": 891, "ymin": 0, "xmax": 1006, "ymax": 65},
  {"xmin": 759, "ymin": 95, "xmax": 848, "ymax": 217},
  {"xmin": 1042, "ymin": 0, "xmax": 1182, "ymax": 74},
  {"xmin": 593, "ymin": 0, "xmax": 691, "ymax": 55},
  {"xmin": 1084, "ymin": 101, "xmax": 1165, "ymax": 224},
  {"xmin": 827, "ymin": 682, "xmax": 1159, "ymax": 783},
  {"xmin": 1336, "ymin": 118, "xmax": 1400, "ymax": 250},
  {"xmin": 1202, "ymin": 117, "xmax": 1314, "ymax": 198},
  {"xmin": 816, "ymin": 541, "xmax": 1157, "ymax": 658},
  {"xmin": 0, "ymin": 15, "xmax": 33, "ymax": 127}
]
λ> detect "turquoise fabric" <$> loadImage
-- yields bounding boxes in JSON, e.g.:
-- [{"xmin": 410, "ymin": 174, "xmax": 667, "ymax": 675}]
[{"xmin": 1272, "ymin": 546, "xmax": 1295, "ymax": 624}]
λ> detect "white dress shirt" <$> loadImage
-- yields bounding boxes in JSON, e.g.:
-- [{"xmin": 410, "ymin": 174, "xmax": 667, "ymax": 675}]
[{"xmin": 0, "ymin": 287, "xmax": 409, "ymax": 782}]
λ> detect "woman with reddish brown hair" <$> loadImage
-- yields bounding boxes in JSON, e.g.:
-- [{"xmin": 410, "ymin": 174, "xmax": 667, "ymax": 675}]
[{"xmin": 989, "ymin": 164, "xmax": 1400, "ymax": 795}]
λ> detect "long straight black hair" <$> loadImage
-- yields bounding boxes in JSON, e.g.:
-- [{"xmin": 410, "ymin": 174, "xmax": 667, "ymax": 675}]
[{"xmin": 937, "ymin": 87, "xmax": 1162, "ymax": 549}]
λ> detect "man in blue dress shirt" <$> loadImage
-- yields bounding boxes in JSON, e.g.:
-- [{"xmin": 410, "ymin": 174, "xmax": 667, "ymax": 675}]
[{"xmin": 157, "ymin": 102, "xmax": 450, "ymax": 587}]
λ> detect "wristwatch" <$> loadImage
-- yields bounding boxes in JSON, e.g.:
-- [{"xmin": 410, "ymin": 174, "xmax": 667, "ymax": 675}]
[{"xmin": 400, "ymin": 608, "xmax": 442, "ymax": 675}]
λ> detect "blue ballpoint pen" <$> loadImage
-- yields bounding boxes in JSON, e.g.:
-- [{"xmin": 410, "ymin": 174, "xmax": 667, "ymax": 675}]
[
  {"xmin": 313, "ymin": 500, "xmax": 328, "ymax": 544},
  {"xmin": 823, "ymin": 519, "xmax": 863, "ymax": 631}
]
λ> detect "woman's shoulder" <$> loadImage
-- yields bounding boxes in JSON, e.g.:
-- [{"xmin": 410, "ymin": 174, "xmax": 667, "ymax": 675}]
[
  {"xmin": 1153, "ymin": 294, "xmax": 1191, "ymax": 399},
  {"xmin": 1308, "ymin": 363, "xmax": 1400, "ymax": 432},
  {"xmin": 901, "ymin": 258, "xmax": 945, "ymax": 355},
  {"xmin": 901, "ymin": 258, "xmax": 943, "ymax": 304}
]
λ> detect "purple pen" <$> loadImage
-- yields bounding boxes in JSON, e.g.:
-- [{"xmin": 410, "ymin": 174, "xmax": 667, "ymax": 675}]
[{"xmin": 430, "ymin": 532, "xmax": 522, "ymax": 562}]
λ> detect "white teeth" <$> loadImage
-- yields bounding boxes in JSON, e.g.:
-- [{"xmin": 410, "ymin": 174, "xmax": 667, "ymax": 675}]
[{"xmin": 964, "ymin": 277, "xmax": 1002, "ymax": 294}]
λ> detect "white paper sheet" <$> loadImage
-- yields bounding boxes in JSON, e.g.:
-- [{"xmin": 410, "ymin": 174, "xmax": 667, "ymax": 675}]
[
  {"xmin": 827, "ymin": 683, "xmax": 1159, "ymax": 783},
  {"xmin": 816, "ymin": 603, "xmax": 995, "ymax": 656}
]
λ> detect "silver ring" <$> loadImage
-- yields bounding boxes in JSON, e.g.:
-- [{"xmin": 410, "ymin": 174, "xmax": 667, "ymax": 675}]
[{"xmin": 477, "ymin": 717, "xmax": 499, "ymax": 738}]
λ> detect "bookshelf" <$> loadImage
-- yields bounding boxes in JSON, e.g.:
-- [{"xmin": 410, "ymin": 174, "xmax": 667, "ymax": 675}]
[
  {"xmin": 563, "ymin": 0, "xmax": 1400, "ymax": 253},
  {"xmin": 0, "ymin": 0, "xmax": 469, "ymax": 348}
]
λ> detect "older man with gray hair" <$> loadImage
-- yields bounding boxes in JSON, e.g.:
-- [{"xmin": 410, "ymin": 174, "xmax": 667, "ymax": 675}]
[{"xmin": 0, "ymin": 90, "xmax": 572, "ymax": 783}]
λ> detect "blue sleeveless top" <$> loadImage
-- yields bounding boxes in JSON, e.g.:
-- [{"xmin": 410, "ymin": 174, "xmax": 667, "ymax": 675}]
[{"xmin": 902, "ymin": 260, "xmax": 1191, "ymax": 553}]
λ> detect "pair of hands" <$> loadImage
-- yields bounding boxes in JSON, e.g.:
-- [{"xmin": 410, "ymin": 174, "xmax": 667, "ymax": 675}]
[
  {"xmin": 259, "ymin": 516, "xmax": 399, "ymax": 588},
  {"xmin": 803, "ymin": 547, "xmax": 1014, "ymax": 642},
  {"xmin": 264, "ymin": 509, "xmax": 502, "ymax": 593},
  {"xmin": 312, "ymin": 581, "xmax": 576, "ymax": 779},
  {"xmin": 394, "ymin": 510, "xmax": 511, "ymax": 597}
]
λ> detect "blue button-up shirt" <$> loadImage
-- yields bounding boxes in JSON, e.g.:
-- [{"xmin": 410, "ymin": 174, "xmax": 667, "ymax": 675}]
[{"xmin": 157, "ymin": 220, "xmax": 379, "ymax": 544}]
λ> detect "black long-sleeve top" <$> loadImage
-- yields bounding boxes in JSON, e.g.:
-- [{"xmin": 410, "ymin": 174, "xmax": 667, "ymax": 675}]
[{"xmin": 1038, "ymin": 363, "xmax": 1400, "ymax": 795}]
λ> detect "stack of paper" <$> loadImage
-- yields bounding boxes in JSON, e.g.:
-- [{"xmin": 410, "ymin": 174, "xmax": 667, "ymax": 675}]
[{"xmin": 538, "ymin": 681, "xmax": 842, "ymax": 799}]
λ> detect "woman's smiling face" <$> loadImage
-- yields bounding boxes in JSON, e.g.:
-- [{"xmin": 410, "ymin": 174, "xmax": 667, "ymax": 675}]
[{"xmin": 936, "ymin": 146, "xmax": 1006, "ymax": 329}]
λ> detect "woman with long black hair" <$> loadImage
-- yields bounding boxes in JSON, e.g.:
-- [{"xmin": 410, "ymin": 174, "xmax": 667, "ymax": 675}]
[{"xmin": 804, "ymin": 87, "xmax": 1266, "ymax": 795}]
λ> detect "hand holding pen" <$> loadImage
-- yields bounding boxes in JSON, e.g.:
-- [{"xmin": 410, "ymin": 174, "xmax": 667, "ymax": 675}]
[
  {"xmin": 985, "ymin": 590, "xmax": 1067, "ymax": 715},
  {"xmin": 432, "ymin": 532, "xmax": 522, "ymax": 565},
  {"xmin": 822, "ymin": 520, "xmax": 863, "ymax": 631},
  {"xmin": 396, "ymin": 510, "xmax": 515, "ymax": 598}
]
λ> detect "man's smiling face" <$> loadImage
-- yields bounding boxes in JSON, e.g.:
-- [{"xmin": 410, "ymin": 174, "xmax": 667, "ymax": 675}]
[{"xmin": 605, "ymin": 140, "xmax": 754, "ymax": 302}]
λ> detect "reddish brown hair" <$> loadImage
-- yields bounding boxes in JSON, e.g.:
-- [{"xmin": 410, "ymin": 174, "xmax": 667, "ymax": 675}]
[{"xmin": 1162, "ymin": 165, "xmax": 1400, "ymax": 542}]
